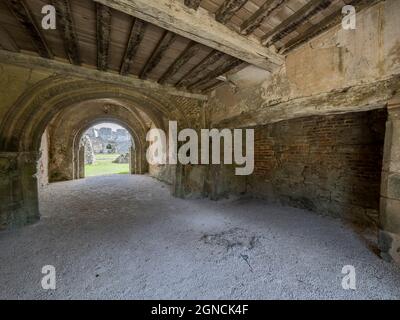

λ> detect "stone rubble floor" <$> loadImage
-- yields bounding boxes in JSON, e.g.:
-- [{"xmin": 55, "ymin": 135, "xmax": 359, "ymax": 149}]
[{"xmin": 0, "ymin": 175, "xmax": 399, "ymax": 299}]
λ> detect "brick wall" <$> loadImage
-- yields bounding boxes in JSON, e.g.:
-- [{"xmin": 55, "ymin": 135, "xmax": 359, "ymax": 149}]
[{"xmin": 248, "ymin": 109, "xmax": 387, "ymax": 227}]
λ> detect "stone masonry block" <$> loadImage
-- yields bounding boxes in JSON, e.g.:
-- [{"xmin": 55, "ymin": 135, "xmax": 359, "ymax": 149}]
[
  {"xmin": 381, "ymin": 172, "xmax": 400, "ymax": 199},
  {"xmin": 379, "ymin": 230, "xmax": 400, "ymax": 264},
  {"xmin": 380, "ymin": 197, "xmax": 400, "ymax": 233}
]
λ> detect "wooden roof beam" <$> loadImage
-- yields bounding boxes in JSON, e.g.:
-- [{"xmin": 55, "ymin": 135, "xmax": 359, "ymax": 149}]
[
  {"xmin": 184, "ymin": 0, "xmax": 202, "ymax": 10},
  {"xmin": 215, "ymin": 0, "xmax": 248, "ymax": 24},
  {"xmin": 188, "ymin": 57, "xmax": 243, "ymax": 90},
  {"xmin": 96, "ymin": 3, "xmax": 112, "ymax": 71},
  {"xmin": 240, "ymin": 0, "xmax": 287, "ymax": 36},
  {"xmin": 120, "ymin": 18, "xmax": 146, "ymax": 75},
  {"xmin": 279, "ymin": 0, "xmax": 381, "ymax": 54},
  {"xmin": 158, "ymin": 41, "xmax": 202, "ymax": 85},
  {"xmin": 139, "ymin": 31, "xmax": 176, "ymax": 80},
  {"xmin": 93, "ymin": 0, "xmax": 283, "ymax": 71},
  {"xmin": 261, "ymin": 0, "xmax": 333, "ymax": 47},
  {"xmin": 52, "ymin": 0, "xmax": 81, "ymax": 65},
  {"xmin": 5, "ymin": 0, "xmax": 53, "ymax": 58},
  {"xmin": 176, "ymin": 50, "xmax": 225, "ymax": 88},
  {"xmin": 0, "ymin": 24, "xmax": 19, "ymax": 52}
]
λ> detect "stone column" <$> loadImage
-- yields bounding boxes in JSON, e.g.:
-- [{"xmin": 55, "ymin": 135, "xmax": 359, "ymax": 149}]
[
  {"xmin": 379, "ymin": 97, "xmax": 400, "ymax": 264},
  {"xmin": 78, "ymin": 146, "xmax": 85, "ymax": 179},
  {"xmin": 172, "ymin": 163, "xmax": 185, "ymax": 198},
  {"xmin": 130, "ymin": 146, "xmax": 136, "ymax": 174},
  {"xmin": 0, "ymin": 152, "xmax": 40, "ymax": 230}
]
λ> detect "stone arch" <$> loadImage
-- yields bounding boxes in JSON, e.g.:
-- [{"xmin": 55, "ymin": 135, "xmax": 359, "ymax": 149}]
[
  {"xmin": 0, "ymin": 75, "xmax": 191, "ymax": 229},
  {"xmin": 0, "ymin": 75, "xmax": 190, "ymax": 153},
  {"xmin": 72, "ymin": 117, "xmax": 145, "ymax": 180},
  {"xmin": 46, "ymin": 99, "xmax": 152, "ymax": 182}
]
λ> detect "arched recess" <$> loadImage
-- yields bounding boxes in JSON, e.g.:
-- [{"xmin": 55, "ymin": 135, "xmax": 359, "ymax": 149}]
[
  {"xmin": 73, "ymin": 118, "xmax": 144, "ymax": 179},
  {"xmin": 0, "ymin": 75, "xmax": 193, "ymax": 153},
  {"xmin": 46, "ymin": 99, "xmax": 152, "ymax": 182},
  {"xmin": 0, "ymin": 75, "xmax": 191, "ymax": 230}
]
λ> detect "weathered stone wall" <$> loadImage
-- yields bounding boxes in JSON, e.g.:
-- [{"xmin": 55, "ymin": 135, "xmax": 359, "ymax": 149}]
[
  {"xmin": 0, "ymin": 65, "xmax": 51, "ymax": 229},
  {"xmin": 0, "ymin": 152, "xmax": 39, "ymax": 230},
  {"xmin": 37, "ymin": 129, "xmax": 50, "ymax": 188},
  {"xmin": 0, "ymin": 64, "xmax": 51, "ymax": 122},
  {"xmin": 206, "ymin": 164, "xmax": 247, "ymax": 200},
  {"xmin": 176, "ymin": 165, "xmax": 208, "ymax": 199},
  {"xmin": 248, "ymin": 110, "xmax": 387, "ymax": 227},
  {"xmin": 379, "ymin": 98, "xmax": 400, "ymax": 264}
]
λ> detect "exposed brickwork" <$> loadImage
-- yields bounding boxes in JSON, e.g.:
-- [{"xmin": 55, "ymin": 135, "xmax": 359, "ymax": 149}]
[
  {"xmin": 170, "ymin": 96, "xmax": 203, "ymax": 129},
  {"xmin": 248, "ymin": 109, "xmax": 387, "ymax": 227}
]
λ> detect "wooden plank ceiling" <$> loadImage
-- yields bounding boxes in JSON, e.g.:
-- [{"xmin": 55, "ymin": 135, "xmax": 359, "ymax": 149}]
[
  {"xmin": 0, "ymin": 0, "xmax": 378, "ymax": 94},
  {"xmin": 188, "ymin": 0, "xmax": 377, "ymax": 54}
]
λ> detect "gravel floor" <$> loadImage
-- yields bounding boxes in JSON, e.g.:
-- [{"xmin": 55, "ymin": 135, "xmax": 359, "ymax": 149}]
[{"xmin": 0, "ymin": 175, "xmax": 399, "ymax": 300}]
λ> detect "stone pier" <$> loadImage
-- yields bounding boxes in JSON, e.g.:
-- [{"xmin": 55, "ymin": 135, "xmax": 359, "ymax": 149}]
[{"xmin": 379, "ymin": 97, "xmax": 400, "ymax": 264}]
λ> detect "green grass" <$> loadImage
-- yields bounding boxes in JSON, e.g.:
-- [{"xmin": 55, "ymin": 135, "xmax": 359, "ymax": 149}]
[{"xmin": 85, "ymin": 153, "xmax": 129, "ymax": 177}]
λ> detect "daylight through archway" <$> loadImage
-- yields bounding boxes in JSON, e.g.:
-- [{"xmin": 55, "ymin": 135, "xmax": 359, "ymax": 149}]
[{"xmin": 80, "ymin": 123, "xmax": 134, "ymax": 178}]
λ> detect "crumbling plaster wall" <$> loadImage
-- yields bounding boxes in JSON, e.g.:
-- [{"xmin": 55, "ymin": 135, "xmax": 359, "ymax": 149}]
[{"xmin": 210, "ymin": 0, "xmax": 400, "ymax": 127}]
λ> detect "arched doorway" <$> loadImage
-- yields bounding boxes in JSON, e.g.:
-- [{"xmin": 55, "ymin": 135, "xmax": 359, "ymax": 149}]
[
  {"xmin": 0, "ymin": 76, "xmax": 190, "ymax": 229},
  {"xmin": 78, "ymin": 122, "xmax": 135, "ymax": 178}
]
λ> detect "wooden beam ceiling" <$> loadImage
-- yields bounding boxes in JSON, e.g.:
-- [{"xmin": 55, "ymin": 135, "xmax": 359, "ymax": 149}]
[
  {"xmin": 52, "ymin": 0, "xmax": 81, "ymax": 65},
  {"xmin": 96, "ymin": 3, "xmax": 112, "ymax": 71},
  {"xmin": 5, "ymin": 0, "xmax": 53, "ymax": 59},
  {"xmin": 0, "ymin": 0, "xmax": 246, "ymax": 95},
  {"xmin": 279, "ymin": 0, "xmax": 380, "ymax": 54},
  {"xmin": 215, "ymin": 0, "xmax": 248, "ymax": 24},
  {"xmin": 176, "ymin": 50, "xmax": 225, "ymax": 88},
  {"xmin": 92, "ymin": 0, "xmax": 283, "ymax": 71},
  {"xmin": 261, "ymin": 0, "xmax": 334, "ymax": 47},
  {"xmin": 0, "ymin": 24, "xmax": 19, "ymax": 52},
  {"xmin": 180, "ymin": 0, "xmax": 381, "ymax": 62},
  {"xmin": 188, "ymin": 57, "xmax": 243, "ymax": 90},
  {"xmin": 158, "ymin": 41, "xmax": 202, "ymax": 85},
  {"xmin": 0, "ymin": 0, "xmax": 382, "ymax": 95},
  {"xmin": 120, "ymin": 18, "xmax": 146, "ymax": 75},
  {"xmin": 139, "ymin": 31, "xmax": 176, "ymax": 80},
  {"xmin": 184, "ymin": 0, "xmax": 202, "ymax": 10},
  {"xmin": 240, "ymin": 0, "xmax": 287, "ymax": 36}
]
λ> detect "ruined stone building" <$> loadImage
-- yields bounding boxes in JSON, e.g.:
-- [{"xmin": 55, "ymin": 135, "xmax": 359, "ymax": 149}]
[
  {"xmin": 85, "ymin": 126, "xmax": 132, "ymax": 154},
  {"xmin": 0, "ymin": 0, "xmax": 400, "ymax": 299}
]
